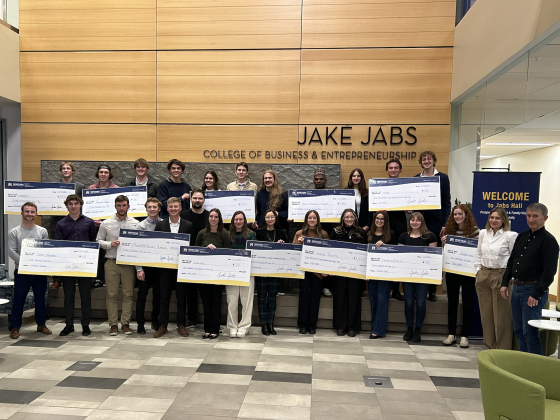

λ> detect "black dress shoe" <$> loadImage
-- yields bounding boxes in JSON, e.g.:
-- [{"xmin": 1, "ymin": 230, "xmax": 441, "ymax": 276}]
[
  {"xmin": 137, "ymin": 325, "xmax": 146, "ymax": 335},
  {"xmin": 82, "ymin": 326, "xmax": 91, "ymax": 336},
  {"xmin": 308, "ymin": 328, "xmax": 316, "ymax": 335},
  {"xmin": 261, "ymin": 325, "xmax": 270, "ymax": 336},
  {"xmin": 59, "ymin": 325, "xmax": 74, "ymax": 336},
  {"xmin": 336, "ymin": 330, "xmax": 346, "ymax": 336},
  {"xmin": 392, "ymin": 291, "xmax": 405, "ymax": 301},
  {"xmin": 151, "ymin": 321, "xmax": 159, "ymax": 331},
  {"xmin": 347, "ymin": 330, "xmax": 357, "ymax": 337},
  {"xmin": 428, "ymin": 292, "xmax": 438, "ymax": 302},
  {"xmin": 268, "ymin": 324, "xmax": 277, "ymax": 335},
  {"xmin": 299, "ymin": 327, "xmax": 307, "ymax": 334},
  {"xmin": 369, "ymin": 333, "xmax": 379, "ymax": 339}
]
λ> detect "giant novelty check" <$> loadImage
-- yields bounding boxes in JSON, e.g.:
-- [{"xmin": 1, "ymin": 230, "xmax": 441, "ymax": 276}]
[
  {"xmin": 366, "ymin": 244, "xmax": 443, "ymax": 284},
  {"xmin": 202, "ymin": 191, "xmax": 255, "ymax": 223},
  {"xmin": 18, "ymin": 239, "xmax": 100, "ymax": 277},
  {"xmin": 368, "ymin": 177, "xmax": 441, "ymax": 211},
  {"xmin": 288, "ymin": 189, "xmax": 356, "ymax": 222},
  {"xmin": 301, "ymin": 237, "xmax": 367, "ymax": 280},
  {"xmin": 82, "ymin": 186, "xmax": 147, "ymax": 219},
  {"xmin": 246, "ymin": 241, "xmax": 304, "ymax": 279},
  {"xmin": 116, "ymin": 229, "xmax": 190, "ymax": 269},
  {"xmin": 442, "ymin": 235, "xmax": 478, "ymax": 277},
  {"xmin": 4, "ymin": 181, "xmax": 75, "ymax": 215},
  {"xmin": 177, "ymin": 247, "xmax": 252, "ymax": 286}
]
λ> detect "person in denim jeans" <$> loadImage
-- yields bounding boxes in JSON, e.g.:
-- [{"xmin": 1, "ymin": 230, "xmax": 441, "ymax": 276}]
[
  {"xmin": 501, "ymin": 203, "xmax": 559, "ymax": 355},
  {"xmin": 367, "ymin": 211, "xmax": 397, "ymax": 339}
]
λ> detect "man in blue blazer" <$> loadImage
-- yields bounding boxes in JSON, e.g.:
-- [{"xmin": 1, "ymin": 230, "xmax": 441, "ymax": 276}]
[{"xmin": 415, "ymin": 151, "xmax": 451, "ymax": 302}]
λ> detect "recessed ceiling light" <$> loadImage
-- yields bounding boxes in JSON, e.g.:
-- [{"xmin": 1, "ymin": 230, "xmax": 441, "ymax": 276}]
[{"xmin": 484, "ymin": 143, "xmax": 552, "ymax": 146}]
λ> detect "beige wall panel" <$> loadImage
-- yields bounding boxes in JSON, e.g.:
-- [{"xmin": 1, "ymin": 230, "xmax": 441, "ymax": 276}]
[
  {"xmin": 19, "ymin": 0, "xmax": 155, "ymax": 51},
  {"xmin": 20, "ymin": 52, "xmax": 156, "ymax": 123},
  {"xmin": 157, "ymin": 125, "xmax": 300, "ymax": 164},
  {"xmin": 300, "ymin": 49, "xmax": 452, "ymax": 125},
  {"xmin": 21, "ymin": 124, "xmax": 157, "ymax": 181},
  {"xmin": 157, "ymin": 0, "xmax": 301, "ymax": 50},
  {"xmin": 157, "ymin": 50, "xmax": 300, "ymax": 124},
  {"xmin": 302, "ymin": 0, "xmax": 455, "ymax": 48}
]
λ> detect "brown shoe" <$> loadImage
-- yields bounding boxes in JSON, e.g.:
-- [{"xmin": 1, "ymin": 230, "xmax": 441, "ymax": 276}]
[
  {"xmin": 50, "ymin": 280, "xmax": 61, "ymax": 289},
  {"xmin": 153, "ymin": 326, "xmax": 168, "ymax": 338},
  {"xmin": 177, "ymin": 326, "xmax": 189, "ymax": 337},
  {"xmin": 121, "ymin": 324, "xmax": 133, "ymax": 335},
  {"xmin": 37, "ymin": 325, "xmax": 52, "ymax": 335},
  {"xmin": 109, "ymin": 325, "xmax": 118, "ymax": 336},
  {"xmin": 10, "ymin": 329, "xmax": 19, "ymax": 339}
]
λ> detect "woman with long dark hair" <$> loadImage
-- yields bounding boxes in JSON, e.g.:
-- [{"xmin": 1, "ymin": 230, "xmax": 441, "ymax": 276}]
[
  {"xmin": 195, "ymin": 208, "xmax": 231, "ymax": 339},
  {"xmin": 442, "ymin": 204, "xmax": 480, "ymax": 348},
  {"xmin": 294, "ymin": 210, "xmax": 329, "ymax": 334},
  {"xmin": 330, "ymin": 209, "xmax": 367, "ymax": 337},
  {"xmin": 367, "ymin": 210, "xmax": 397, "ymax": 339},
  {"xmin": 255, "ymin": 209, "xmax": 287, "ymax": 335},
  {"xmin": 346, "ymin": 168, "xmax": 370, "ymax": 232},
  {"xmin": 201, "ymin": 171, "xmax": 220, "ymax": 191}
]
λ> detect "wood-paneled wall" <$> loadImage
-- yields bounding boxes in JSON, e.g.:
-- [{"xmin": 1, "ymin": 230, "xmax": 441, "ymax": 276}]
[{"xmin": 19, "ymin": 0, "xmax": 455, "ymax": 185}]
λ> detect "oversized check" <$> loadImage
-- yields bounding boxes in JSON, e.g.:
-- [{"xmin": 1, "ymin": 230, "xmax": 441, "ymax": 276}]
[
  {"xmin": 82, "ymin": 186, "xmax": 147, "ymax": 219},
  {"xmin": 442, "ymin": 235, "xmax": 478, "ymax": 277},
  {"xmin": 4, "ymin": 181, "xmax": 75, "ymax": 215},
  {"xmin": 366, "ymin": 244, "xmax": 443, "ymax": 285},
  {"xmin": 202, "ymin": 191, "xmax": 255, "ymax": 223},
  {"xmin": 288, "ymin": 189, "xmax": 356, "ymax": 222},
  {"xmin": 177, "ymin": 247, "xmax": 252, "ymax": 286},
  {"xmin": 246, "ymin": 241, "xmax": 304, "ymax": 279},
  {"xmin": 116, "ymin": 229, "xmax": 190, "ymax": 269},
  {"xmin": 368, "ymin": 177, "xmax": 441, "ymax": 211},
  {"xmin": 18, "ymin": 239, "xmax": 100, "ymax": 277},
  {"xmin": 301, "ymin": 238, "xmax": 367, "ymax": 280}
]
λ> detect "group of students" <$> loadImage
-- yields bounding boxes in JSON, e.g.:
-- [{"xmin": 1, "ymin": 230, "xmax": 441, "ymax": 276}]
[{"xmin": 7, "ymin": 154, "xmax": 557, "ymax": 356}]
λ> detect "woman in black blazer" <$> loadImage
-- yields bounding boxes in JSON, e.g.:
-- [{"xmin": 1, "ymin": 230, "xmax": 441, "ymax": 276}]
[{"xmin": 346, "ymin": 168, "xmax": 371, "ymax": 232}]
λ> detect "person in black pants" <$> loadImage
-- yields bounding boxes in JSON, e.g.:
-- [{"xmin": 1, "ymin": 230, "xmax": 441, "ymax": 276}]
[
  {"xmin": 196, "ymin": 208, "xmax": 232, "ymax": 339},
  {"xmin": 153, "ymin": 197, "xmax": 192, "ymax": 338},
  {"xmin": 294, "ymin": 210, "xmax": 329, "ymax": 335},
  {"xmin": 330, "ymin": 209, "xmax": 367, "ymax": 337}
]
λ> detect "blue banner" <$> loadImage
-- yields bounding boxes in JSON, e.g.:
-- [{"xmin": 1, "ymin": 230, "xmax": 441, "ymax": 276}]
[{"xmin": 472, "ymin": 172, "xmax": 540, "ymax": 233}]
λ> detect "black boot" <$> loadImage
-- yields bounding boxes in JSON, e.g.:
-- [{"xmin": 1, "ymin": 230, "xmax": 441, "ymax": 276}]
[
  {"xmin": 412, "ymin": 327, "xmax": 422, "ymax": 343},
  {"xmin": 268, "ymin": 324, "xmax": 277, "ymax": 335},
  {"xmin": 403, "ymin": 327, "xmax": 413, "ymax": 341},
  {"xmin": 261, "ymin": 325, "xmax": 270, "ymax": 336}
]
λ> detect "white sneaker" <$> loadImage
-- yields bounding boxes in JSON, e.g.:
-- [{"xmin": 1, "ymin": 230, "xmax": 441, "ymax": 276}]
[
  {"xmin": 443, "ymin": 335, "xmax": 456, "ymax": 346},
  {"xmin": 323, "ymin": 288, "xmax": 332, "ymax": 297},
  {"xmin": 229, "ymin": 329, "xmax": 237, "ymax": 338},
  {"xmin": 460, "ymin": 337, "xmax": 469, "ymax": 348},
  {"xmin": 237, "ymin": 330, "xmax": 246, "ymax": 338}
]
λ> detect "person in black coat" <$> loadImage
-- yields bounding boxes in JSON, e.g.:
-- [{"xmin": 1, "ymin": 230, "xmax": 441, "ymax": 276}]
[
  {"xmin": 152, "ymin": 197, "xmax": 192, "ymax": 338},
  {"xmin": 330, "ymin": 209, "xmax": 368, "ymax": 337},
  {"xmin": 345, "ymin": 168, "xmax": 372, "ymax": 232},
  {"xmin": 125, "ymin": 158, "xmax": 159, "ymax": 200}
]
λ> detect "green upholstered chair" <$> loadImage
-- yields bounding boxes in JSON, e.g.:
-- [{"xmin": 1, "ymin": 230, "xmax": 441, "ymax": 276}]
[
  {"xmin": 512, "ymin": 301, "xmax": 559, "ymax": 356},
  {"xmin": 478, "ymin": 350, "xmax": 560, "ymax": 420}
]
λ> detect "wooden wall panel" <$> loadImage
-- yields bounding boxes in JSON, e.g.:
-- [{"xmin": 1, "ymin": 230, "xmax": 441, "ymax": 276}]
[
  {"xmin": 300, "ymin": 48, "xmax": 452, "ymax": 125},
  {"xmin": 21, "ymin": 124, "xmax": 157, "ymax": 181},
  {"xmin": 157, "ymin": 0, "xmax": 301, "ymax": 50},
  {"xmin": 157, "ymin": 125, "xmax": 300, "ymax": 164},
  {"xmin": 20, "ymin": 52, "xmax": 156, "ymax": 123},
  {"xmin": 19, "ymin": 0, "xmax": 156, "ymax": 51},
  {"xmin": 157, "ymin": 50, "xmax": 300, "ymax": 124},
  {"xmin": 302, "ymin": 0, "xmax": 455, "ymax": 48}
]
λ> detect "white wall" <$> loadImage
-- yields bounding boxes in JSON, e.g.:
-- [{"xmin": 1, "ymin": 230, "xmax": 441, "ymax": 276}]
[
  {"xmin": 0, "ymin": 24, "xmax": 20, "ymax": 103},
  {"xmin": 449, "ymin": 142, "xmax": 478, "ymax": 205},
  {"xmin": 481, "ymin": 145, "xmax": 560, "ymax": 297}
]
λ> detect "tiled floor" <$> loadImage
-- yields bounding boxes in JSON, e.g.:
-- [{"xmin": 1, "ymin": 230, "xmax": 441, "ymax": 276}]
[{"xmin": 0, "ymin": 319, "xmax": 489, "ymax": 420}]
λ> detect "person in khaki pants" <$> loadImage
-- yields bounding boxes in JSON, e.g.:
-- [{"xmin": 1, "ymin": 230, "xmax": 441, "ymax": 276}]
[
  {"xmin": 96, "ymin": 195, "xmax": 139, "ymax": 336},
  {"xmin": 474, "ymin": 207, "xmax": 518, "ymax": 349}
]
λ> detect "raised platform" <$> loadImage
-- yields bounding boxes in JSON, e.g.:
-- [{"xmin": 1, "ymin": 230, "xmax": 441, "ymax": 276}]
[{"xmin": 48, "ymin": 285, "xmax": 462, "ymax": 334}]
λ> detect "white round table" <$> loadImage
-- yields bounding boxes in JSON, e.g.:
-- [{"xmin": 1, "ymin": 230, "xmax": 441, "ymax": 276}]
[
  {"xmin": 528, "ymin": 319, "xmax": 560, "ymax": 358},
  {"xmin": 0, "ymin": 282, "xmax": 14, "ymax": 287},
  {"xmin": 542, "ymin": 309, "xmax": 560, "ymax": 319},
  {"xmin": 0, "ymin": 299, "xmax": 9, "ymax": 305}
]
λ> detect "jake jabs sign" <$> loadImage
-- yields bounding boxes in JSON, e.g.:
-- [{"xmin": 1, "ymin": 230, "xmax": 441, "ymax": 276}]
[{"xmin": 203, "ymin": 125, "xmax": 421, "ymax": 161}]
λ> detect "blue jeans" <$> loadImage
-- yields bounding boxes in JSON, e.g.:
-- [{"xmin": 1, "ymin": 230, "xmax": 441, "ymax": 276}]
[
  {"xmin": 511, "ymin": 284, "xmax": 548, "ymax": 355},
  {"xmin": 12, "ymin": 269, "xmax": 47, "ymax": 329},
  {"xmin": 402, "ymin": 282, "xmax": 430, "ymax": 328},
  {"xmin": 368, "ymin": 280, "xmax": 391, "ymax": 336}
]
